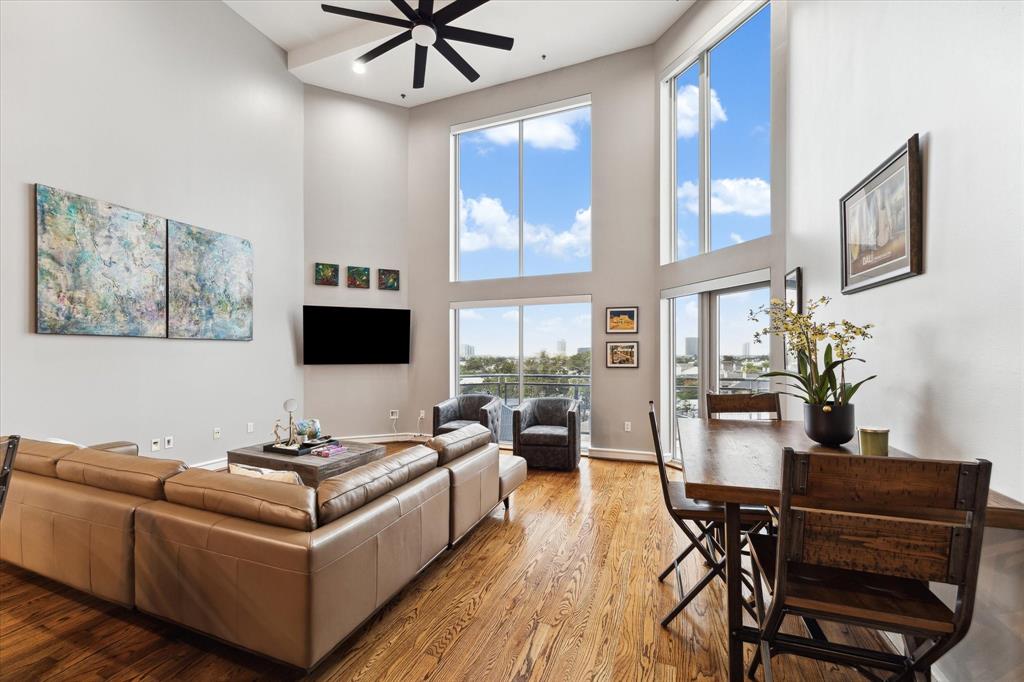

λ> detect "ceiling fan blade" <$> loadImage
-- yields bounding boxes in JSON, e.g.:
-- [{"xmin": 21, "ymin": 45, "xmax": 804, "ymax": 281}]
[
  {"xmin": 439, "ymin": 25, "xmax": 513, "ymax": 51},
  {"xmin": 357, "ymin": 31, "xmax": 412, "ymax": 64},
  {"xmin": 320, "ymin": 4, "xmax": 412, "ymax": 29},
  {"xmin": 413, "ymin": 44, "xmax": 428, "ymax": 89},
  {"xmin": 432, "ymin": 0, "xmax": 488, "ymax": 25},
  {"xmin": 434, "ymin": 38, "xmax": 479, "ymax": 83},
  {"xmin": 419, "ymin": 0, "xmax": 434, "ymax": 20},
  {"xmin": 389, "ymin": 0, "xmax": 419, "ymax": 23}
]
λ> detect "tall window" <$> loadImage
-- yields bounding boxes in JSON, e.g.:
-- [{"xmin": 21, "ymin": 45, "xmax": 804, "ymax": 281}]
[
  {"xmin": 454, "ymin": 101, "xmax": 592, "ymax": 281},
  {"xmin": 455, "ymin": 299, "xmax": 591, "ymax": 441},
  {"xmin": 672, "ymin": 3, "xmax": 771, "ymax": 260}
]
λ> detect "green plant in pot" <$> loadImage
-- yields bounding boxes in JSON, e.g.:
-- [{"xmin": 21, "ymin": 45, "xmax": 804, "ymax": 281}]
[{"xmin": 749, "ymin": 296, "xmax": 875, "ymax": 447}]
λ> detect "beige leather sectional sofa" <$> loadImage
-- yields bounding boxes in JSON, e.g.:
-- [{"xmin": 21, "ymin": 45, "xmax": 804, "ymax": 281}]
[{"xmin": 0, "ymin": 425, "xmax": 527, "ymax": 670}]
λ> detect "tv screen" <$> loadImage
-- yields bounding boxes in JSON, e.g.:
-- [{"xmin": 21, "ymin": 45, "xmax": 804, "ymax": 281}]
[{"xmin": 303, "ymin": 305, "xmax": 410, "ymax": 365}]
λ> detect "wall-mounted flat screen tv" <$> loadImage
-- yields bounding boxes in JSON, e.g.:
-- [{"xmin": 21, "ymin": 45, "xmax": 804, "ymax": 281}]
[{"xmin": 303, "ymin": 305, "xmax": 410, "ymax": 364}]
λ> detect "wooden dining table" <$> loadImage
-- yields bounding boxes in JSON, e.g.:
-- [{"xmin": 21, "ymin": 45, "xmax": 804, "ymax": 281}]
[{"xmin": 678, "ymin": 418, "xmax": 1024, "ymax": 682}]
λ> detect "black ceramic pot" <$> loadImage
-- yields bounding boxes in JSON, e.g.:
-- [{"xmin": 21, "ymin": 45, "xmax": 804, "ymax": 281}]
[{"xmin": 803, "ymin": 403, "xmax": 855, "ymax": 447}]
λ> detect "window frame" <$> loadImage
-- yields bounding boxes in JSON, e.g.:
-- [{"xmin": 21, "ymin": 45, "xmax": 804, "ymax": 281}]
[
  {"xmin": 450, "ymin": 95, "xmax": 593, "ymax": 282},
  {"xmin": 663, "ymin": 0, "xmax": 771, "ymax": 263}
]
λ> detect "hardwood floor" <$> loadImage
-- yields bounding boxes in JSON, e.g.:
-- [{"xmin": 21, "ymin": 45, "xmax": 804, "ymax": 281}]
[{"xmin": 0, "ymin": 454, "xmax": 892, "ymax": 681}]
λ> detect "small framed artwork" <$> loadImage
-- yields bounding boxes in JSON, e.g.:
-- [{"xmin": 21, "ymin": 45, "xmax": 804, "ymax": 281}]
[
  {"xmin": 378, "ymin": 268, "xmax": 400, "ymax": 291},
  {"xmin": 346, "ymin": 266, "xmax": 370, "ymax": 289},
  {"xmin": 784, "ymin": 267, "xmax": 802, "ymax": 370},
  {"xmin": 314, "ymin": 262, "xmax": 339, "ymax": 286},
  {"xmin": 606, "ymin": 341, "xmax": 638, "ymax": 368},
  {"xmin": 840, "ymin": 133, "xmax": 922, "ymax": 294},
  {"xmin": 606, "ymin": 307, "xmax": 638, "ymax": 334}
]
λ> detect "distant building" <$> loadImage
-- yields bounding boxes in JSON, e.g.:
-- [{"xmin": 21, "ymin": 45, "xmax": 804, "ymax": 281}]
[
  {"xmin": 460, "ymin": 344, "xmax": 475, "ymax": 358},
  {"xmin": 685, "ymin": 337, "xmax": 698, "ymax": 357},
  {"xmin": 556, "ymin": 339, "xmax": 566, "ymax": 355},
  {"xmin": 576, "ymin": 346, "xmax": 591, "ymax": 356},
  {"xmin": 742, "ymin": 342, "xmax": 751, "ymax": 357}
]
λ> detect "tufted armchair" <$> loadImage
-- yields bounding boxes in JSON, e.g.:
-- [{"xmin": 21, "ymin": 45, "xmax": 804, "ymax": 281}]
[
  {"xmin": 513, "ymin": 397, "xmax": 581, "ymax": 471},
  {"xmin": 433, "ymin": 394, "xmax": 502, "ymax": 443}
]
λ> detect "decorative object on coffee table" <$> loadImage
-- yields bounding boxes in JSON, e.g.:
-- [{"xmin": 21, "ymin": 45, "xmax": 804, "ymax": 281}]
[
  {"xmin": 840, "ymin": 133, "xmax": 922, "ymax": 294},
  {"xmin": 606, "ymin": 341, "xmax": 638, "ymax": 368},
  {"xmin": 377, "ymin": 268, "xmax": 400, "ymax": 290},
  {"xmin": 347, "ymin": 266, "xmax": 370, "ymax": 289},
  {"xmin": 751, "ymin": 295, "xmax": 876, "ymax": 447},
  {"xmin": 314, "ymin": 262, "xmax": 339, "ymax": 286},
  {"xmin": 227, "ymin": 440, "xmax": 386, "ymax": 487}
]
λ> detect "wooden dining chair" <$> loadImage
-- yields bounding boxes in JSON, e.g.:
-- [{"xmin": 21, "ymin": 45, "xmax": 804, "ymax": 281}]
[
  {"xmin": 746, "ymin": 448, "xmax": 991, "ymax": 682},
  {"xmin": 0, "ymin": 435, "xmax": 21, "ymax": 520},
  {"xmin": 706, "ymin": 392, "xmax": 781, "ymax": 420},
  {"xmin": 648, "ymin": 403, "xmax": 768, "ymax": 626}
]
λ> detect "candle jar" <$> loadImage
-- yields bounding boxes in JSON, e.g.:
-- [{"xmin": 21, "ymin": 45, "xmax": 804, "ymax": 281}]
[{"xmin": 859, "ymin": 428, "xmax": 890, "ymax": 456}]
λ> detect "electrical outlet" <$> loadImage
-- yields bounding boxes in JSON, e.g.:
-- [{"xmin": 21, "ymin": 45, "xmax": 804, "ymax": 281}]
[
  {"xmin": 624, "ymin": 421, "xmax": 632, "ymax": 432},
  {"xmin": 150, "ymin": 438, "xmax": 161, "ymax": 453},
  {"xmin": 213, "ymin": 427, "xmax": 221, "ymax": 440},
  {"xmin": 164, "ymin": 436, "xmax": 174, "ymax": 449},
  {"xmin": 419, "ymin": 410, "xmax": 426, "ymax": 419},
  {"xmin": 246, "ymin": 422, "xmax": 254, "ymax": 434},
  {"xmin": 389, "ymin": 409, "xmax": 400, "ymax": 419}
]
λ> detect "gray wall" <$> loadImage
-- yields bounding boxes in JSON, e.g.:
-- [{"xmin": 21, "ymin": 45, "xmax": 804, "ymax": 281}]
[
  {"xmin": 0, "ymin": 1, "xmax": 304, "ymax": 465},
  {"xmin": 406, "ymin": 47, "xmax": 661, "ymax": 454},
  {"xmin": 784, "ymin": 1, "xmax": 1023, "ymax": 679},
  {"xmin": 302, "ymin": 85, "xmax": 412, "ymax": 436}
]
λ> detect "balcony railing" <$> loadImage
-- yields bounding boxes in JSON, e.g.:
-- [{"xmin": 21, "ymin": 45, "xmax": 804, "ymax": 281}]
[{"xmin": 458, "ymin": 372, "xmax": 591, "ymax": 442}]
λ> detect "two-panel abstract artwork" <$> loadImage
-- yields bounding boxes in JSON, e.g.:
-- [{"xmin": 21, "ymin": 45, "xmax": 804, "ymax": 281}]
[{"xmin": 36, "ymin": 184, "xmax": 253, "ymax": 341}]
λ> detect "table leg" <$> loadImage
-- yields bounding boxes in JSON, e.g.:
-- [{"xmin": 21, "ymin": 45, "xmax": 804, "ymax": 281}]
[{"xmin": 725, "ymin": 502, "xmax": 743, "ymax": 682}]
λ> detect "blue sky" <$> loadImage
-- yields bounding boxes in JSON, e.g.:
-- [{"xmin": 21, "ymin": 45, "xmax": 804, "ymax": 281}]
[{"xmin": 459, "ymin": 303, "xmax": 591, "ymax": 359}]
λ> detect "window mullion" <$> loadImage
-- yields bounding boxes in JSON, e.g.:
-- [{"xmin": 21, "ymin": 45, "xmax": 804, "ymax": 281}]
[
  {"xmin": 517, "ymin": 305, "xmax": 525, "ymax": 406},
  {"xmin": 518, "ymin": 120, "xmax": 525, "ymax": 276},
  {"xmin": 699, "ymin": 53, "xmax": 711, "ymax": 255}
]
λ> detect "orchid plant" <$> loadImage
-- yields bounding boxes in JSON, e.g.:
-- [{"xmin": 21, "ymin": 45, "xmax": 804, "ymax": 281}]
[{"xmin": 749, "ymin": 296, "xmax": 876, "ymax": 407}]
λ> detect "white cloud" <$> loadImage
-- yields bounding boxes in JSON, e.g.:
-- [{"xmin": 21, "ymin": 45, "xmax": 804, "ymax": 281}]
[
  {"xmin": 676, "ymin": 84, "xmax": 726, "ymax": 139},
  {"xmin": 501, "ymin": 310, "xmax": 519, "ymax": 320},
  {"xmin": 460, "ymin": 192, "xmax": 590, "ymax": 260},
  {"xmin": 479, "ymin": 108, "xmax": 590, "ymax": 151},
  {"xmin": 729, "ymin": 232, "xmax": 745, "ymax": 245},
  {"xmin": 676, "ymin": 177, "xmax": 770, "ymax": 217},
  {"xmin": 459, "ymin": 309, "xmax": 484, "ymax": 320},
  {"xmin": 524, "ymin": 205, "xmax": 591, "ymax": 259}
]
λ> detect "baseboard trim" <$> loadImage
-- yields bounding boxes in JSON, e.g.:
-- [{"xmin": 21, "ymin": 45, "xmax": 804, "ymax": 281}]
[{"xmin": 586, "ymin": 447, "xmax": 656, "ymax": 463}]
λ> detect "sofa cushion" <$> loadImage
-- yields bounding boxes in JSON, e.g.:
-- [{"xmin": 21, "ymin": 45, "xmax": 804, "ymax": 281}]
[
  {"xmin": 318, "ymin": 445, "xmax": 439, "ymax": 525},
  {"xmin": 228, "ymin": 463, "xmax": 303, "ymax": 486},
  {"xmin": 164, "ymin": 469, "xmax": 316, "ymax": 531},
  {"xmin": 438, "ymin": 419, "xmax": 477, "ymax": 432},
  {"xmin": 56, "ymin": 448, "xmax": 186, "ymax": 500},
  {"xmin": 520, "ymin": 425, "xmax": 569, "ymax": 447},
  {"xmin": 426, "ymin": 423, "xmax": 492, "ymax": 465},
  {"xmin": 10, "ymin": 438, "xmax": 79, "ymax": 477}
]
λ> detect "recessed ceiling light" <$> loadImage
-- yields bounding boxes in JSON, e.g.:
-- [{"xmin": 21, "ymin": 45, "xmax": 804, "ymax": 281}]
[{"xmin": 352, "ymin": 61, "xmax": 366, "ymax": 74}]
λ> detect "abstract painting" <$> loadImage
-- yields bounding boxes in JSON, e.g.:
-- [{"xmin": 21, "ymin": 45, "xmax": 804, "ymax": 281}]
[
  {"xmin": 36, "ymin": 184, "xmax": 166, "ymax": 337},
  {"xmin": 168, "ymin": 220, "xmax": 253, "ymax": 340},
  {"xmin": 347, "ymin": 266, "xmax": 370, "ymax": 289},
  {"xmin": 377, "ymin": 268, "xmax": 400, "ymax": 291},
  {"xmin": 315, "ymin": 262, "xmax": 339, "ymax": 286}
]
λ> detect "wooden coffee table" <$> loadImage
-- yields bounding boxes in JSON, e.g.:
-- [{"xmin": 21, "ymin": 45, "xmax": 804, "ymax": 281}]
[{"xmin": 226, "ymin": 441, "xmax": 387, "ymax": 487}]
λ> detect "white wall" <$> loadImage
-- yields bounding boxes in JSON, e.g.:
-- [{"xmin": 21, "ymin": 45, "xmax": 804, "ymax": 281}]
[
  {"xmin": 785, "ymin": 1, "xmax": 1023, "ymax": 679},
  {"xmin": 406, "ymin": 47, "xmax": 661, "ymax": 454},
  {"xmin": 302, "ymin": 85, "xmax": 412, "ymax": 436},
  {"xmin": 0, "ymin": 0, "xmax": 304, "ymax": 466}
]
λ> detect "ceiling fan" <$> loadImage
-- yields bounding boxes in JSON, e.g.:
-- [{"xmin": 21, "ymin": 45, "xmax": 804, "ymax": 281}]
[{"xmin": 321, "ymin": 0, "xmax": 514, "ymax": 89}]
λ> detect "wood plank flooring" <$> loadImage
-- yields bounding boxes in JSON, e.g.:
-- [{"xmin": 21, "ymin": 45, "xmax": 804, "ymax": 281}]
[{"xmin": 0, "ymin": 453, "xmax": 892, "ymax": 681}]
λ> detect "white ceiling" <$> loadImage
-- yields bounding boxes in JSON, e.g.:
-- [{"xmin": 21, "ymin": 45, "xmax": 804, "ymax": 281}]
[{"xmin": 224, "ymin": 1, "xmax": 694, "ymax": 107}]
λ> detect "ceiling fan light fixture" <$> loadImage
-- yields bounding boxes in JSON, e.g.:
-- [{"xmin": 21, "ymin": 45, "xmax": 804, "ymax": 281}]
[{"xmin": 411, "ymin": 24, "xmax": 437, "ymax": 47}]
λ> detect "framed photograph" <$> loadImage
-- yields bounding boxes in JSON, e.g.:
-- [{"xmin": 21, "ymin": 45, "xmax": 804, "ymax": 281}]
[
  {"xmin": 314, "ymin": 262, "xmax": 339, "ymax": 286},
  {"xmin": 377, "ymin": 268, "xmax": 400, "ymax": 291},
  {"xmin": 606, "ymin": 307, "xmax": 638, "ymax": 334},
  {"xmin": 606, "ymin": 341, "xmax": 638, "ymax": 368},
  {"xmin": 784, "ymin": 267, "xmax": 802, "ymax": 370},
  {"xmin": 840, "ymin": 133, "xmax": 922, "ymax": 294},
  {"xmin": 346, "ymin": 266, "xmax": 370, "ymax": 289}
]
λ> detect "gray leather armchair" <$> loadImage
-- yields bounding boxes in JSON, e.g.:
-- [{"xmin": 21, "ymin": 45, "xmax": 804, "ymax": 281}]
[
  {"xmin": 433, "ymin": 394, "xmax": 502, "ymax": 443},
  {"xmin": 513, "ymin": 397, "xmax": 581, "ymax": 471}
]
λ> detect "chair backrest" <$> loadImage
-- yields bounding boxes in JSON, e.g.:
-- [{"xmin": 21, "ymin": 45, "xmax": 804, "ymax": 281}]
[
  {"xmin": 0, "ymin": 435, "xmax": 21, "ymax": 519},
  {"xmin": 777, "ymin": 448, "xmax": 991, "ymax": 587},
  {"xmin": 529, "ymin": 397, "xmax": 576, "ymax": 427},
  {"xmin": 457, "ymin": 393, "xmax": 496, "ymax": 416},
  {"xmin": 706, "ymin": 392, "xmax": 781, "ymax": 420},
  {"xmin": 647, "ymin": 402, "xmax": 677, "ymax": 516}
]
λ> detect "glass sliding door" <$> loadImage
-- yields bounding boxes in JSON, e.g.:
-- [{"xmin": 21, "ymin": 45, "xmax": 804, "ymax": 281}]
[
  {"xmin": 456, "ymin": 299, "xmax": 591, "ymax": 443},
  {"xmin": 716, "ymin": 286, "xmax": 770, "ymax": 395},
  {"xmin": 673, "ymin": 295, "xmax": 701, "ymax": 420}
]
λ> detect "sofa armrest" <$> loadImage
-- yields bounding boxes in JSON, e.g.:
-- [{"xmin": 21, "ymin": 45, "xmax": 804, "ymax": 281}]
[
  {"xmin": 433, "ymin": 398, "xmax": 460, "ymax": 435},
  {"xmin": 88, "ymin": 440, "xmax": 139, "ymax": 456},
  {"xmin": 478, "ymin": 397, "xmax": 502, "ymax": 443}
]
